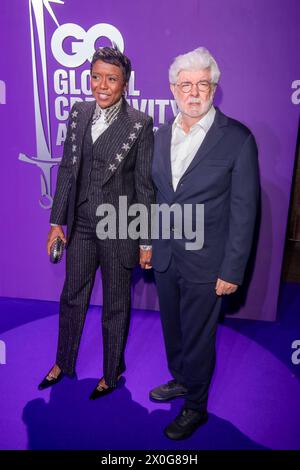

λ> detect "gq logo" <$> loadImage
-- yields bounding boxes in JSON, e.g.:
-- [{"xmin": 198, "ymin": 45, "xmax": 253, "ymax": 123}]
[{"xmin": 51, "ymin": 23, "xmax": 124, "ymax": 67}]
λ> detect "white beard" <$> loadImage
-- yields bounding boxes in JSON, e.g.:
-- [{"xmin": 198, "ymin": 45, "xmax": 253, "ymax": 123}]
[{"xmin": 179, "ymin": 96, "xmax": 213, "ymax": 119}]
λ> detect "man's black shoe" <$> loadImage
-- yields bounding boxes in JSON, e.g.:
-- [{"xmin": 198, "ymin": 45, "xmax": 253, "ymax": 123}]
[
  {"xmin": 164, "ymin": 407, "xmax": 208, "ymax": 440},
  {"xmin": 149, "ymin": 379, "xmax": 187, "ymax": 402}
]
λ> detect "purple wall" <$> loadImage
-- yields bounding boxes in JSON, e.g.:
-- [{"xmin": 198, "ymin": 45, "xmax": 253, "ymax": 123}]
[{"xmin": 0, "ymin": 0, "xmax": 299, "ymax": 320}]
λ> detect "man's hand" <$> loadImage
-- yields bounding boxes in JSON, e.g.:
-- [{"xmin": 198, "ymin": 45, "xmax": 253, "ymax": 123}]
[
  {"xmin": 47, "ymin": 226, "xmax": 66, "ymax": 256},
  {"xmin": 215, "ymin": 278, "xmax": 238, "ymax": 296},
  {"xmin": 139, "ymin": 248, "xmax": 152, "ymax": 269}
]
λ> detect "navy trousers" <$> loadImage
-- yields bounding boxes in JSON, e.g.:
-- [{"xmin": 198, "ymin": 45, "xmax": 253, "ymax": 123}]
[{"xmin": 154, "ymin": 257, "xmax": 222, "ymax": 410}]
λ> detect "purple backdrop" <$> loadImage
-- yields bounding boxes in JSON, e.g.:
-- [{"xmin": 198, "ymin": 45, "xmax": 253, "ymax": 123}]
[{"xmin": 0, "ymin": 0, "xmax": 299, "ymax": 320}]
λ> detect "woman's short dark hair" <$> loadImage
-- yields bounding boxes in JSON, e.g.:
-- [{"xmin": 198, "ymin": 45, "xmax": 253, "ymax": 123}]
[{"xmin": 90, "ymin": 45, "xmax": 131, "ymax": 83}]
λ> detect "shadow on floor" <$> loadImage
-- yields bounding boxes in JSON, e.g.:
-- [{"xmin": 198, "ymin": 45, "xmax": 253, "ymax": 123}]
[{"xmin": 23, "ymin": 377, "xmax": 268, "ymax": 450}]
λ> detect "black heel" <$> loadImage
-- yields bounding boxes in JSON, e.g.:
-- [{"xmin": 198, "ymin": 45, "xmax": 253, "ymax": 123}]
[
  {"xmin": 89, "ymin": 376, "xmax": 117, "ymax": 400},
  {"xmin": 38, "ymin": 370, "xmax": 64, "ymax": 390}
]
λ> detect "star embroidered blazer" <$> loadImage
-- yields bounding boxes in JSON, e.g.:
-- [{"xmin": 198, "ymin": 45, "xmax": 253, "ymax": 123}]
[{"xmin": 50, "ymin": 98, "xmax": 155, "ymax": 268}]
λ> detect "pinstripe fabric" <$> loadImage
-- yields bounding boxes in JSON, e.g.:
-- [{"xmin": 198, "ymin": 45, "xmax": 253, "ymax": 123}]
[
  {"xmin": 99, "ymin": 238, "xmax": 132, "ymax": 384},
  {"xmin": 52, "ymin": 99, "xmax": 154, "ymax": 386},
  {"xmin": 50, "ymin": 99, "xmax": 155, "ymax": 255},
  {"xmin": 56, "ymin": 203, "xmax": 132, "ymax": 386},
  {"xmin": 56, "ymin": 217, "xmax": 99, "ymax": 376}
]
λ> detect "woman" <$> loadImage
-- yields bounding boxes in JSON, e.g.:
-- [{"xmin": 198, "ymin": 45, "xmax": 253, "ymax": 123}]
[{"xmin": 38, "ymin": 46, "xmax": 154, "ymax": 399}]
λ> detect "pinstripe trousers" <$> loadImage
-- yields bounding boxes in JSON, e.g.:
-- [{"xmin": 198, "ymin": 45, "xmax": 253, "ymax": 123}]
[{"xmin": 56, "ymin": 201, "xmax": 132, "ymax": 387}]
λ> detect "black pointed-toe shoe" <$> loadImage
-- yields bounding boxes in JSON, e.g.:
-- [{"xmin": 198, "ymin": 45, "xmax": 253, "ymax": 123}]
[
  {"xmin": 150, "ymin": 379, "xmax": 187, "ymax": 402},
  {"xmin": 38, "ymin": 371, "xmax": 64, "ymax": 390},
  {"xmin": 164, "ymin": 407, "xmax": 208, "ymax": 440},
  {"xmin": 89, "ymin": 377, "xmax": 118, "ymax": 400}
]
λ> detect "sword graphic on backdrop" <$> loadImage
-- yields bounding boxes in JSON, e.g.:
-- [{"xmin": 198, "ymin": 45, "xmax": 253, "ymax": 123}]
[{"xmin": 19, "ymin": 0, "xmax": 64, "ymax": 209}]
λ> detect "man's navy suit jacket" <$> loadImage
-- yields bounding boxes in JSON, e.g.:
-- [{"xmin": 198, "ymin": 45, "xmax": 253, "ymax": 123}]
[{"xmin": 151, "ymin": 108, "xmax": 259, "ymax": 285}]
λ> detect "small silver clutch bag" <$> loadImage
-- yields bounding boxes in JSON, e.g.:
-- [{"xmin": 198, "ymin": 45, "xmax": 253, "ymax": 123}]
[{"xmin": 50, "ymin": 237, "xmax": 65, "ymax": 264}]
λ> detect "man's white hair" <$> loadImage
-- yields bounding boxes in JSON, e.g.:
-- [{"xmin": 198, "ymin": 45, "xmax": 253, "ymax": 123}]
[{"xmin": 169, "ymin": 47, "xmax": 221, "ymax": 84}]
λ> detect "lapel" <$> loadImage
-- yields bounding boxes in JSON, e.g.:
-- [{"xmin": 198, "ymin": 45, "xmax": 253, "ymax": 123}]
[
  {"xmin": 158, "ymin": 108, "xmax": 228, "ymax": 190},
  {"xmin": 71, "ymin": 100, "xmax": 95, "ymax": 179},
  {"xmin": 160, "ymin": 123, "xmax": 173, "ymax": 189},
  {"xmin": 101, "ymin": 99, "xmax": 145, "ymax": 186},
  {"xmin": 178, "ymin": 107, "xmax": 228, "ymax": 181}
]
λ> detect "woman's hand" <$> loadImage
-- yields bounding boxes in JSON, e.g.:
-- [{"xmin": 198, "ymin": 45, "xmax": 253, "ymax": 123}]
[{"xmin": 47, "ymin": 226, "xmax": 66, "ymax": 255}]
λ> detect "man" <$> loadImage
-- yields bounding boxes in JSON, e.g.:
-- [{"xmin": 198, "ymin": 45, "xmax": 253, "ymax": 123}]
[
  {"xmin": 150, "ymin": 47, "xmax": 259, "ymax": 439},
  {"xmin": 38, "ymin": 46, "xmax": 154, "ymax": 399}
]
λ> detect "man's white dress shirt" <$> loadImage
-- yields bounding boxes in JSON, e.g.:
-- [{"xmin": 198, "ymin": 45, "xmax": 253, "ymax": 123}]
[{"xmin": 171, "ymin": 106, "xmax": 216, "ymax": 191}]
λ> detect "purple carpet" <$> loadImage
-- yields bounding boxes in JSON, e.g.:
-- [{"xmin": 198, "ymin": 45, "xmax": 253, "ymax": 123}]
[{"xmin": 0, "ymin": 283, "xmax": 299, "ymax": 450}]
